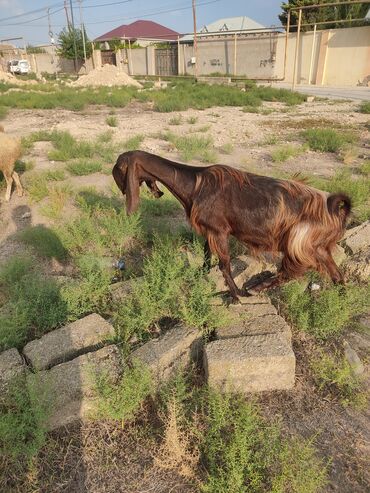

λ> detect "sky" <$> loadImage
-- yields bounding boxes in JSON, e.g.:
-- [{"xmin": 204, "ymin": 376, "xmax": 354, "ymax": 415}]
[{"xmin": 0, "ymin": 0, "xmax": 284, "ymax": 46}]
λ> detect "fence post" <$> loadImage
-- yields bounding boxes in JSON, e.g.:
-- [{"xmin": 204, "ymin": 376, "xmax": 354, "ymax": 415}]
[{"xmin": 292, "ymin": 8, "xmax": 302, "ymax": 91}]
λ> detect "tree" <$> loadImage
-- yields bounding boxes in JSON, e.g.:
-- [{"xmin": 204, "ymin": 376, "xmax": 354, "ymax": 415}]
[
  {"xmin": 279, "ymin": 0, "xmax": 369, "ymax": 31},
  {"xmin": 57, "ymin": 27, "xmax": 92, "ymax": 60}
]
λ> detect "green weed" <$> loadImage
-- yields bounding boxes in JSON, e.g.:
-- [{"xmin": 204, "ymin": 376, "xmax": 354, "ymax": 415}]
[
  {"xmin": 280, "ymin": 281, "xmax": 370, "ymax": 340},
  {"xmin": 18, "ymin": 225, "xmax": 68, "ymax": 261},
  {"xmin": 163, "ymin": 131, "xmax": 214, "ymax": 162},
  {"xmin": 0, "ymin": 106, "xmax": 8, "ymax": 120},
  {"xmin": 220, "ymin": 143, "xmax": 234, "ymax": 154},
  {"xmin": 271, "ymin": 144, "xmax": 306, "ymax": 163},
  {"xmin": 26, "ymin": 173, "xmax": 49, "ymax": 202},
  {"xmin": 302, "ymin": 128, "xmax": 357, "ymax": 153},
  {"xmin": 121, "ymin": 134, "xmax": 144, "ymax": 151},
  {"xmin": 67, "ymin": 159, "xmax": 102, "ymax": 176},
  {"xmin": 358, "ymin": 101, "xmax": 370, "ymax": 114},
  {"xmin": 187, "ymin": 116, "xmax": 198, "ymax": 124},
  {"xmin": 39, "ymin": 184, "xmax": 72, "ymax": 220},
  {"xmin": 106, "ymin": 115, "xmax": 118, "ymax": 127},
  {"xmin": 45, "ymin": 169, "xmax": 65, "ymax": 181},
  {"xmin": 0, "ymin": 256, "xmax": 67, "ymax": 350},
  {"xmin": 94, "ymin": 361, "xmax": 153, "ymax": 423},
  {"xmin": 310, "ymin": 349, "xmax": 367, "ymax": 407},
  {"xmin": 169, "ymin": 114, "xmax": 182, "ymax": 125}
]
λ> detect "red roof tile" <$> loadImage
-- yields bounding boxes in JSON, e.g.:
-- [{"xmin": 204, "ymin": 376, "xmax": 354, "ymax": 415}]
[{"xmin": 95, "ymin": 20, "xmax": 180, "ymax": 41}]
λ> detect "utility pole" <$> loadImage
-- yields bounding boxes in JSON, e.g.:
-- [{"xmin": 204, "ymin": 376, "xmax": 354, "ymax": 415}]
[
  {"xmin": 78, "ymin": 0, "xmax": 87, "ymax": 64},
  {"xmin": 47, "ymin": 8, "xmax": 57, "ymax": 79},
  {"xmin": 69, "ymin": 0, "xmax": 79, "ymax": 72},
  {"xmin": 192, "ymin": 0, "xmax": 198, "ymax": 79},
  {"xmin": 64, "ymin": 0, "xmax": 71, "ymax": 27}
]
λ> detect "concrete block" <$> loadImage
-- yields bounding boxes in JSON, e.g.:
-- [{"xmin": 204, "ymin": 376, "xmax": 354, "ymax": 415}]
[
  {"xmin": 0, "ymin": 348, "xmax": 26, "ymax": 389},
  {"xmin": 343, "ymin": 221, "xmax": 370, "ymax": 254},
  {"xmin": 23, "ymin": 313, "xmax": 115, "ymax": 370},
  {"xmin": 27, "ymin": 345, "xmax": 122, "ymax": 430},
  {"xmin": 204, "ymin": 333, "xmax": 295, "ymax": 393},
  {"xmin": 131, "ymin": 323, "xmax": 202, "ymax": 382}
]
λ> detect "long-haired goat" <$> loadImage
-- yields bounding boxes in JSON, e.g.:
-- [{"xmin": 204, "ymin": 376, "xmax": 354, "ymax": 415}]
[
  {"xmin": 0, "ymin": 125, "xmax": 23, "ymax": 202},
  {"xmin": 113, "ymin": 150, "xmax": 351, "ymax": 301}
]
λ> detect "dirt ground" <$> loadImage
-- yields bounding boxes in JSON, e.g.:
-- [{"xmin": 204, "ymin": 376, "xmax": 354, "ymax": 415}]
[{"xmin": 0, "ymin": 98, "xmax": 369, "ymax": 492}]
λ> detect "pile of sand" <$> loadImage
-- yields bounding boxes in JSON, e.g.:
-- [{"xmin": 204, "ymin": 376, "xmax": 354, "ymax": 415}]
[
  {"xmin": 0, "ymin": 70, "xmax": 18, "ymax": 83},
  {"xmin": 72, "ymin": 64, "xmax": 142, "ymax": 88}
]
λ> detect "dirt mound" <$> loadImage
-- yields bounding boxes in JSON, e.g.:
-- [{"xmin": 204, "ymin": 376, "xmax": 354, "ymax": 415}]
[
  {"xmin": 0, "ymin": 70, "xmax": 17, "ymax": 83},
  {"xmin": 72, "ymin": 64, "xmax": 142, "ymax": 88}
]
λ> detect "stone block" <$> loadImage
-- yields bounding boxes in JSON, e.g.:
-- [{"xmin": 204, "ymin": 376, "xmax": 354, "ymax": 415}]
[
  {"xmin": 131, "ymin": 323, "xmax": 202, "ymax": 382},
  {"xmin": 28, "ymin": 345, "xmax": 122, "ymax": 430},
  {"xmin": 343, "ymin": 221, "xmax": 370, "ymax": 254},
  {"xmin": 23, "ymin": 313, "xmax": 115, "ymax": 371},
  {"xmin": 204, "ymin": 333, "xmax": 295, "ymax": 393},
  {"xmin": 0, "ymin": 348, "xmax": 26, "ymax": 389},
  {"xmin": 343, "ymin": 247, "xmax": 370, "ymax": 282},
  {"xmin": 109, "ymin": 279, "xmax": 135, "ymax": 303}
]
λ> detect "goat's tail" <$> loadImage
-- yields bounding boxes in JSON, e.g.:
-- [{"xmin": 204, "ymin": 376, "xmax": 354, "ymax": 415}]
[{"xmin": 327, "ymin": 193, "xmax": 351, "ymax": 225}]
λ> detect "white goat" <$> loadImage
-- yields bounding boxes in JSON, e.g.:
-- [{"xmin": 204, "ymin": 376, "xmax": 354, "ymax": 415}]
[{"xmin": 0, "ymin": 125, "xmax": 23, "ymax": 201}]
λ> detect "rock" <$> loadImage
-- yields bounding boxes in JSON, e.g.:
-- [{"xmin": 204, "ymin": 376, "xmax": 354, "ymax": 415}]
[
  {"xmin": 332, "ymin": 245, "xmax": 346, "ymax": 266},
  {"xmin": 0, "ymin": 348, "xmax": 26, "ymax": 389},
  {"xmin": 343, "ymin": 340, "xmax": 364, "ymax": 375},
  {"xmin": 216, "ymin": 312, "xmax": 292, "ymax": 344},
  {"xmin": 346, "ymin": 328, "xmax": 370, "ymax": 353},
  {"xmin": 27, "ymin": 345, "xmax": 122, "ymax": 430},
  {"xmin": 343, "ymin": 247, "xmax": 370, "ymax": 282},
  {"xmin": 306, "ymin": 96, "xmax": 315, "ymax": 102},
  {"xmin": 109, "ymin": 279, "xmax": 135, "ymax": 303},
  {"xmin": 23, "ymin": 314, "xmax": 115, "ymax": 371},
  {"xmin": 343, "ymin": 221, "xmax": 370, "ymax": 254},
  {"xmin": 204, "ymin": 333, "xmax": 295, "ymax": 393},
  {"xmin": 131, "ymin": 323, "xmax": 202, "ymax": 382}
]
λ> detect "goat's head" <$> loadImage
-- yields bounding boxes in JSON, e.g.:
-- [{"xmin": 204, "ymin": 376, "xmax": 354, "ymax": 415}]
[{"xmin": 112, "ymin": 151, "xmax": 163, "ymax": 214}]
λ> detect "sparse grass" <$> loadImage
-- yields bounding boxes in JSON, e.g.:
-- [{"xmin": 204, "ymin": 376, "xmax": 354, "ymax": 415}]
[
  {"xmin": 310, "ymin": 349, "xmax": 367, "ymax": 408},
  {"xmin": 271, "ymin": 144, "xmax": 307, "ymax": 163},
  {"xmin": 358, "ymin": 101, "xmax": 370, "ymax": 114},
  {"xmin": 67, "ymin": 159, "xmax": 102, "ymax": 176},
  {"xmin": 0, "ymin": 256, "xmax": 67, "ymax": 350},
  {"xmin": 302, "ymin": 128, "xmax": 358, "ymax": 153},
  {"xmin": 242, "ymin": 105, "xmax": 261, "ymax": 113},
  {"xmin": 94, "ymin": 361, "xmax": 153, "ymax": 422},
  {"xmin": 18, "ymin": 225, "xmax": 68, "ymax": 261},
  {"xmin": 114, "ymin": 236, "xmax": 222, "ymax": 343},
  {"xmin": 187, "ymin": 116, "xmax": 198, "ymax": 124},
  {"xmin": 121, "ymin": 134, "xmax": 144, "ymax": 151},
  {"xmin": 220, "ymin": 143, "xmax": 234, "ymax": 154},
  {"xmin": 163, "ymin": 131, "xmax": 214, "ymax": 162},
  {"xmin": 106, "ymin": 115, "xmax": 118, "ymax": 127},
  {"xmin": 26, "ymin": 173, "xmax": 49, "ymax": 202},
  {"xmin": 280, "ymin": 280, "xmax": 370, "ymax": 340},
  {"xmin": 45, "ymin": 169, "xmax": 65, "ymax": 181},
  {"xmin": 39, "ymin": 184, "xmax": 72, "ymax": 220},
  {"xmin": 168, "ymin": 114, "xmax": 182, "ymax": 125}
]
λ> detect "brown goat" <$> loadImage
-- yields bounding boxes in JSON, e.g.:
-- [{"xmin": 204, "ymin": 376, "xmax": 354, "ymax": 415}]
[
  {"xmin": 0, "ymin": 126, "xmax": 23, "ymax": 202},
  {"xmin": 113, "ymin": 150, "xmax": 351, "ymax": 301}
]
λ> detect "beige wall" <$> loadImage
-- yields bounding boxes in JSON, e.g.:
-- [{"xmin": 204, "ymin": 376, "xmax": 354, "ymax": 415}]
[{"xmin": 274, "ymin": 26, "xmax": 370, "ymax": 86}]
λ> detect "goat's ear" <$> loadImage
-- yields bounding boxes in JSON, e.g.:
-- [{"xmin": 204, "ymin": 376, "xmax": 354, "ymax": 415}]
[{"xmin": 125, "ymin": 163, "xmax": 140, "ymax": 214}]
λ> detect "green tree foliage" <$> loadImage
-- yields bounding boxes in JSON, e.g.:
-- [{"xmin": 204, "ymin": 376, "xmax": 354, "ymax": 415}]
[
  {"xmin": 279, "ymin": 0, "xmax": 369, "ymax": 31},
  {"xmin": 57, "ymin": 27, "xmax": 92, "ymax": 60}
]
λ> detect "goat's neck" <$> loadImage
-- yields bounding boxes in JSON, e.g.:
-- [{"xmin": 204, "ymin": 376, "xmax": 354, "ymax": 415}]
[{"xmin": 140, "ymin": 157, "xmax": 195, "ymax": 211}]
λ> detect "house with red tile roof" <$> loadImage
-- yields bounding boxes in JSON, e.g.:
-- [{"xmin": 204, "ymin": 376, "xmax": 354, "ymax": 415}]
[{"xmin": 95, "ymin": 20, "xmax": 180, "ymax": 46}]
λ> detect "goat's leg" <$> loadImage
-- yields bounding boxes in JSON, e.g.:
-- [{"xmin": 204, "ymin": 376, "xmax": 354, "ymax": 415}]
[
  {"xmin": 250, "ymin": 254, "xmax": 307, "ymax": 293},
  {"xmin": 3, "ymin": 171, "xmax": 13, "ymax": 202},
  {"xmin": 209, "ymin": 234, "xmax": 241, "ymax": 301},
  {"xmin": 12, "ymin": 171, "xmax": 23, "ymax": 197},
  {"xmin": 203, "ymin": 239, "xmax": 212, "ymax": 272},
  {"xmin": 316, "ymin": 247, "xmax": 344, "ymax": 284}
]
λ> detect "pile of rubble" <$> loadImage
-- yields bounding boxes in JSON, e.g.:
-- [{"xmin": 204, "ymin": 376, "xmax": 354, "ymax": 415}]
[{"xmin": 71, "ymin": 64, "xmax": 142, "ymax": 88}]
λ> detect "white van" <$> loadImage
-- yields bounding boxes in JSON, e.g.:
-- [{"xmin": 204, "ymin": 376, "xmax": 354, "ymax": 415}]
[{"xmin": 8, "ymin": 59, "xmax": 30, "ymax": 74}]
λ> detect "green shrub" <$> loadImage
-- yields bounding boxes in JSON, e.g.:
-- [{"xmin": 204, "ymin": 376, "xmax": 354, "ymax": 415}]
[
  {"xmin": 106, "ymin": 115, "xmax": 118, "ymax": 127},
  {"xmin": 67, "ymin": 159, "xmax": 102, "ymax": 176},
  {"xmin": 201, "ymin": 390, "xmax": 327, "ymax": 493},
  {"xmin": 60, "ymin": 255, "xmax": 112, "ymax": 321},
  {"xmin": 94, "ymin": 361, "xmax": 153, "ymax": 423},
  {"xmin": 310, "ymin": 349, "xmax": 367, "ymax": 407},
  {"xmin": 18, "ymin": 225, "xmax": 68, "ymax": 261},
  {"xmin": 280, "ymin": 281, "xmax": 370, "ymax": 340},
  {"xmin": 114, "ymin": 236, "xmax": 220, "ymax": 342},
  {"xmin": 271, "ymin": 144, "xmax": 306, "ymax": 163},
  {"xmin": 0, "ymin": 375, "xmax": 49, "ymax": 461},
  {"xmin": 358, "ymin": 101, "xmax": 370, "ymax": 114},
  {"xmin": 0, "ymin": 256, "xmax": 67, "ymax": 350},
  {"xmin": 302, "ymin": 128, "xmax": 357, "ymax": 153}
]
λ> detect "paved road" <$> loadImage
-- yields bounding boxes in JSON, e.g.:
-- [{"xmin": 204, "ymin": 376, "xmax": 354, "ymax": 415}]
[{"xmin": 268, "ymin": 82, "xmax": 370, "ymax": 101}]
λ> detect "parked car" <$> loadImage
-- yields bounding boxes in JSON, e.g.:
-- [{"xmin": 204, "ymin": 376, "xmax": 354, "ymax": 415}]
[{"xmin": 8, "ymin": 59, "xmax": 30, "ymax": 74}]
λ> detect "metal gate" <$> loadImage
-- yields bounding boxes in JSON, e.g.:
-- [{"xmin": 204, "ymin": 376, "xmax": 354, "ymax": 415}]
[
  {"xmin": 101, "ymin": 50, "xmax": 116, "ymax": 66},
  {"xmin": 155, "ymin": 48, "xmax": 178, "ymax": 76}
]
